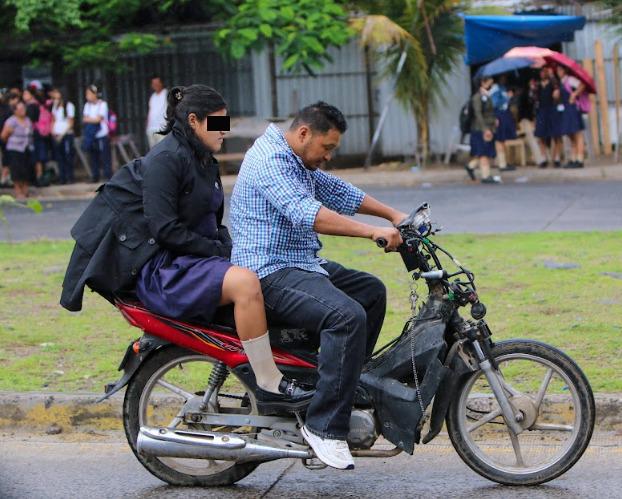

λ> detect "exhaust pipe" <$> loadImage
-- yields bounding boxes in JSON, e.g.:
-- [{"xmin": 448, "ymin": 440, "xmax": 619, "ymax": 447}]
[{"xmin": 137, "ymin": 426, "xmax": 312, "ymax": 462}]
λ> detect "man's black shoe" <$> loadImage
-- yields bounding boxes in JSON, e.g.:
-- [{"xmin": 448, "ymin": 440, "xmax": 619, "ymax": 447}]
[{"xmin": 255, "ymin": 377, "xmax": 315, "ymax": 415}]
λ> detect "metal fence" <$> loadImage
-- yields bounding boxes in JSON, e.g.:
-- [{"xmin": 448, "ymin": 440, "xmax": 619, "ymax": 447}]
[{"xmin": 72, "ymin": 29, "xmax": 255, "ymax": 153}]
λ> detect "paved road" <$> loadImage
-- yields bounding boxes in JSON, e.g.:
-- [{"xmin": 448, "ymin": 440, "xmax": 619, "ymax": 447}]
[
  {"xmin": 1, "ymin": 432, "xmax": 620, "ymax": 498},
  {"xmin": 1, "ymin": 180, "xmax": 621, "ymax": 241}
]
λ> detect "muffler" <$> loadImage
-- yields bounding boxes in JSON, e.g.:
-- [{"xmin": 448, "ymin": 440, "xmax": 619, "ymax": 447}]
[{"xmin": 137, "ymin": 426, "xmax": 312, "ymax": 462}]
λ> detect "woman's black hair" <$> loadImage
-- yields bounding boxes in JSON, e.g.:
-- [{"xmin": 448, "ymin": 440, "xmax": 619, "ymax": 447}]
[
  {"xmin": 52, "ymin": 86, "xmax": 68, "ymax": 116},
  {"xmin": 160, "ymin": 84, "xmax": 226, "ymax": 134},
  {"xmin": 159, "ymin": 84, "xmax": 227, "ymax": 158}
]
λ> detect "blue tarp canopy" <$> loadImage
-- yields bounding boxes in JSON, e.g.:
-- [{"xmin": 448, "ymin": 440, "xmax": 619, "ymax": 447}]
[{"xmin": 464, "ymin": 15, "xmax": 586, "ymax": 65}]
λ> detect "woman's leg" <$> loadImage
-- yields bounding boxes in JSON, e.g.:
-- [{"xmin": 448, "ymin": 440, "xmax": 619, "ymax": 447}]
[
  {"xmin": 220, "ymin": 266, "xmax": 283, "ymax": 393},
  {"xmin": 479, "ymin": 156, "xmax": 490, "ymax": 179},
  {"xmin": 65, "ymin": 136, "xmax": 75, "ymax": 183},
  {"xmin": 553, "ymin": 137, "xmax": 563, "ymax": 165},
  {"xmin": 568, "ymin": 134, "xmax": 578, "ymax": 162},
  {"xmin": 13, "ymin": 181, "xmax": 23, "ymax": 199},
  {"xmin": 495, "ymin": 141, "xmax": 507, "ymax": 169},
  {"xmin": 89, "ymin": 147, "xmax": 101, "ymax": 182},
  {"xmin": 53, "ymin": 139, "xmax": 66, "ymax": 184},
  {"xmin": 576, "ymin": 131, "xmax": 585, "ymax": 165},
  {"xmin": 220, "ymin": 266, "xmax": 267, "ymax": 340}
]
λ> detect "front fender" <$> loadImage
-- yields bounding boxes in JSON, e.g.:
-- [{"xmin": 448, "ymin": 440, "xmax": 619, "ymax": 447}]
[{"xmin": 96, "ymin": 334, "xmax": 170, "ymax": 402}]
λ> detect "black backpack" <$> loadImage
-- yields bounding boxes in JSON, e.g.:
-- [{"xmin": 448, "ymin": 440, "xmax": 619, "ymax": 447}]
[{"xmin": 459, "ymin": 98, "xmax": 474, "ymax": 135}]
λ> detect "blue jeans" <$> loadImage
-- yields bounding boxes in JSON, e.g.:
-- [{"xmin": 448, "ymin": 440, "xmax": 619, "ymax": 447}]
[
  {"xmin": 89, "ymin": 136, "xmax": 112, "ymax": 182},
  {"xmin": 53, "ymin": 134, "xmax": 75, "ymax": 183},
  {"xmin": 260, "ymin": 260, "xmax": 386, "ymax": 439}
]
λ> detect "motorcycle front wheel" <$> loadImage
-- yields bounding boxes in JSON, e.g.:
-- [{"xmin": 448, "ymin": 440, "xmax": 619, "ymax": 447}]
[
  {"xmin": 123, "ymin": 345, "xmax": 260, "ymax": 486},
  {"xmin": 446, "ymin": 339, "xmax": 595, "ymax": 486}
]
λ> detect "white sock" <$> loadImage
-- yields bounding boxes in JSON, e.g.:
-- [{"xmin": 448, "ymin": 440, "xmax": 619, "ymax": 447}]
[{"xmin": 241, "ymin": 332, "xmax": 283, "ymax": 393}]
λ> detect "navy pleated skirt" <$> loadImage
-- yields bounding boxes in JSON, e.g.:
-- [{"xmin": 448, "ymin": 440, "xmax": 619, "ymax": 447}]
[
  {"xmin": 553, "ymin": 104, "xmax": 584, "ymax": 137},
  {"xmin": 136, "ymin": 249, "xmax": 232, "ymax": 324},
  {"xmin": 470, "ymin": 131, "xmax": 496, "ymax": 158},
  {"xmin": 494, "ymin": 109, "xmax": 517, "ymax": 142},
  {"xmin": 535, "ymin": 106, "xmax": 555, "ymax": 139}
]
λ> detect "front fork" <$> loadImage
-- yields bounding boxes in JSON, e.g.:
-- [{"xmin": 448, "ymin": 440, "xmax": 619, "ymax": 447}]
[{"xmin": 464, "ymin": 321, "xmax": 525, "ymax": 435}]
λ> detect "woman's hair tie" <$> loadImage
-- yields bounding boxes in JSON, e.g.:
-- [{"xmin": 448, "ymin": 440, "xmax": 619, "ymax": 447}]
[{"xmin": 174, "ymin": 88, "xmax": 183, "ymax": 102}]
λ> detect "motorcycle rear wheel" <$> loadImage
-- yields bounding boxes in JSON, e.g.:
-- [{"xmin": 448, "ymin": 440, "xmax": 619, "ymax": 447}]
[
  {"xmin": 123, "ymin": 345, "xmax": 260, "ymax": 486},
  {"xmin": 446, "ymin": 339, "xmax": 595, "ymax": 486}
]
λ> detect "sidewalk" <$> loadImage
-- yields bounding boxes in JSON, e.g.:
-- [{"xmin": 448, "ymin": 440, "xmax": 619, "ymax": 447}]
[
  {"xmin": 1, "ymin": 390, "xmax": 620, "ymax": 434},
  {"xmin": 7, "ymin": 160, "xmax": 622, "ymax": 202}
]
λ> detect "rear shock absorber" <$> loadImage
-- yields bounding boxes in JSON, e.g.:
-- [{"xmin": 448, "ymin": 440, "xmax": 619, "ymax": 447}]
[{"xmin": 199, "ymin": 361, "xmax": 229, "ymax": 411}]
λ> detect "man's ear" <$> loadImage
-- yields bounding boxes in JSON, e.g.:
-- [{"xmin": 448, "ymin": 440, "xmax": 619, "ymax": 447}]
[{"xmin": 297, "ymin": 125, "xmax": 311, "ymax": 143}]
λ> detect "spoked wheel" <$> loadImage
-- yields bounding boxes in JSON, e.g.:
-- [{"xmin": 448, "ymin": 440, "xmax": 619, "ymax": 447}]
[
  {"xmin": 447, "ymin": 339, "xmax": 595, "ymax": 486},
  {"xmin": 123, "ymin": 346, "xmax": 260, "ymax": 486}
]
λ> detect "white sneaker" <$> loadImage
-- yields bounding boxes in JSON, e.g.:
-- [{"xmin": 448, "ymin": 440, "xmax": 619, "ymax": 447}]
[{"xmin": 301, "ymin": 425, "xmax": 355, "ymax": 470}]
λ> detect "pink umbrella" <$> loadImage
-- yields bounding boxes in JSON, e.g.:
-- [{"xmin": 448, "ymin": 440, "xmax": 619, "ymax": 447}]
[
  {"xmin": 503, "ymin": 46, "xmax": 553, "ymax": 68},
  {"xmin": 504, "ymin": 46, "xmax": 554, "ymax": 60},
  {"xmin": 544, "ymin": 51, "xmax": 596, "ymax": 94}
]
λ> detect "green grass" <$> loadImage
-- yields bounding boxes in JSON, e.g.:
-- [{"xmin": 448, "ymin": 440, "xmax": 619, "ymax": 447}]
[{"xmin": 0, "ymin": 232, "xmax": 621, "ymax": 393}]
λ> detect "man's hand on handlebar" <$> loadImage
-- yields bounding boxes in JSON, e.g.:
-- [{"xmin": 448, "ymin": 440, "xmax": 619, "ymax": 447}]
[
  {"xmin": 391, "ymin": 210, "xmax": 409, "ymax": 227},
  {"xmin": 371, "ymin": 227, "xmax": 402, "ymax": 251}
]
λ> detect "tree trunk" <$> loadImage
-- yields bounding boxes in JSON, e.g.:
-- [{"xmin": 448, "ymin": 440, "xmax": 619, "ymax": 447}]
[{"xmin": 415, "ymin": 100, "xmax": 430, "ymax": 167}]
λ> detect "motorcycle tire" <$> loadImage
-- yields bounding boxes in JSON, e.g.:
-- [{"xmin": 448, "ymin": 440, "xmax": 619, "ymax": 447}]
[
  {"xmin": 446, "ymin": 339, "xmax": 595, "ymax": 486},
  {"xmin": 123, "ymin": 345, "xmax": 260, "ymax": 486}
]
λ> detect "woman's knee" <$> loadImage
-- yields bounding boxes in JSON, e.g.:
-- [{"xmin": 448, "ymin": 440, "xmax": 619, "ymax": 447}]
[{"xmin": 224, "ymin": 267, "xmax": 263, "ymax": 304}]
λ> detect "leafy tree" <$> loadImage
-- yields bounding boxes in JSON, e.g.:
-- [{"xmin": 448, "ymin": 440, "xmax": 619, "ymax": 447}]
[
  {"xmin": 214, "ymin": 0, "xmax": 354, "ymax": 74},
  {"xmin": 352, "ymin": 0, "xmax": 466, "ymax": 163},
  {"xmin": 599, "ymin": 0, "xmax": 622, "ymax": 29},
  {"xmin": 0, "ymin": 0, "xmax": 228, "ymax": 71}
]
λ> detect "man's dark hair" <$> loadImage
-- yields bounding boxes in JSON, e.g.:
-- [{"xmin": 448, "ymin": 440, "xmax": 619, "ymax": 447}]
[{"xmin": 290, "ymin": 101, "xmax": 347, "ymax": 134}]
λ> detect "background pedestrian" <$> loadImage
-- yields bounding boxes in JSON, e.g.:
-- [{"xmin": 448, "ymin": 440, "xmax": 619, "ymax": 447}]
[
  {"xmin": 50, "ymin": 87, "xmax": 76, "ymax": 184},
  {"xmin": 146, "ymin": 75, "xmax": 167, "ymax": 149},
  {"xmin": 0, "ymin": 101, "xmax": 33, "ymax": 199},
  {"xmin": 82, "ymin": 84, "xmax": 112, "ymax": 183}
]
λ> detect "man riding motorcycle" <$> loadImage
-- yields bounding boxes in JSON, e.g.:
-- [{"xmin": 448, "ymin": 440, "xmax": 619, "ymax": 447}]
[{"xmin": 230, "ymin": 101, "xmax": 407, "ymax": 469}]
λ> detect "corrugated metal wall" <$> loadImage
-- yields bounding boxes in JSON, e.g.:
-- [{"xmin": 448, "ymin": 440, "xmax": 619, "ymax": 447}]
[{"xmin": 252, "ymin": 41, "xmax": 376, "ymax": 157}]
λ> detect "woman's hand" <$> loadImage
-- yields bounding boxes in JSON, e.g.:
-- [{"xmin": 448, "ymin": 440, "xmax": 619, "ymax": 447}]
[{"xmin": 484, "ymin": 129, "xmax": 493, "ymax": 142}]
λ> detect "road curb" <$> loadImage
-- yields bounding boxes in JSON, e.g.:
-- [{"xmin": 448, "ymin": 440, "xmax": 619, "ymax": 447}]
[
  {"xmin": 1, "ymin": 390, "xmax": 620, "ymax": 434},
  {"xmin": 5, "ymin": 163, "xmax": 622, "ymax": 202}
]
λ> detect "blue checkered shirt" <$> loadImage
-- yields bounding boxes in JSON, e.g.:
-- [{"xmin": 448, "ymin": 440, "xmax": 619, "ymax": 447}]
[{"xmin": 230, "ymin": 124, "xmax": 365, "ymax": 279}]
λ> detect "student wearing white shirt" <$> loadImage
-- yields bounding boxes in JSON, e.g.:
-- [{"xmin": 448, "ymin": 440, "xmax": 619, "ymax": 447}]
[
  {"xmin": 82, "ymin": 84, "xmax": 112, "ymax": 182},
  {"xmin": 146, "ymin": 75, "xmax": 168, "ymax": 149},
  {"xmin": 50, "ymin": 87, "xmax": 76, "ymax": 184}
]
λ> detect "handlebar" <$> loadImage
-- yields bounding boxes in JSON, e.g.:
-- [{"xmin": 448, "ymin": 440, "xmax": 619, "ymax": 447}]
[{"xmin": 418, "ymin": 270, "xmax": 448, "ymax": 280}]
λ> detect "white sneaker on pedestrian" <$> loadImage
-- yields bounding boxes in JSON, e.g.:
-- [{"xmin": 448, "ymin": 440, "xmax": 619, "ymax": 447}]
[{"xmin": 301, "ymin": 425, "xmax": 355, "ymax": 470}]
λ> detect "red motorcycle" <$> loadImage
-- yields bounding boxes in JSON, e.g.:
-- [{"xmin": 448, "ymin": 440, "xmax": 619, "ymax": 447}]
[{"xmin": 100, "ymin": 203, "xmax": 595, "ymax": 487}]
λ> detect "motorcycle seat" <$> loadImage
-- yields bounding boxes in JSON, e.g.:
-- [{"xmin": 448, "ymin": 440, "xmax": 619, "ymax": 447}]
[{"xmin": 114, "ymin": 293, "xmax": 319, "ymax": 354}]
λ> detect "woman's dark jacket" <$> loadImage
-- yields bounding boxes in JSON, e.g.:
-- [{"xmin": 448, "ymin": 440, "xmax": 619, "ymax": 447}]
[{"xmin": 60, "ymin": 123, "xmax": 232, "ymax": 311}]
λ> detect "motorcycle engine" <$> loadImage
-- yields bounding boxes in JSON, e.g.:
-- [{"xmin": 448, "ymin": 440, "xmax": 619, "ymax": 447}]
[{"xmin": 346, "ymin": 409, "xmax": 378, "ymax": 450}]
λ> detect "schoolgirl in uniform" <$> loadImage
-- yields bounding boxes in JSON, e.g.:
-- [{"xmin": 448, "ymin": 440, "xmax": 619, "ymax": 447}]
[
  {"xmin": 553, "ymin": 65, "xmax": 586, "ymax": 168},
  {"xmin": 491, "ymin": 75, "xmax": 517, "ymax": 171},
  {"xmin": 467, "ymin": 76, "xmax": 501, "ymax": 184},
  {"xmin": 534, "ymin": 66, "xmax": 559, "ymax": 168}
]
